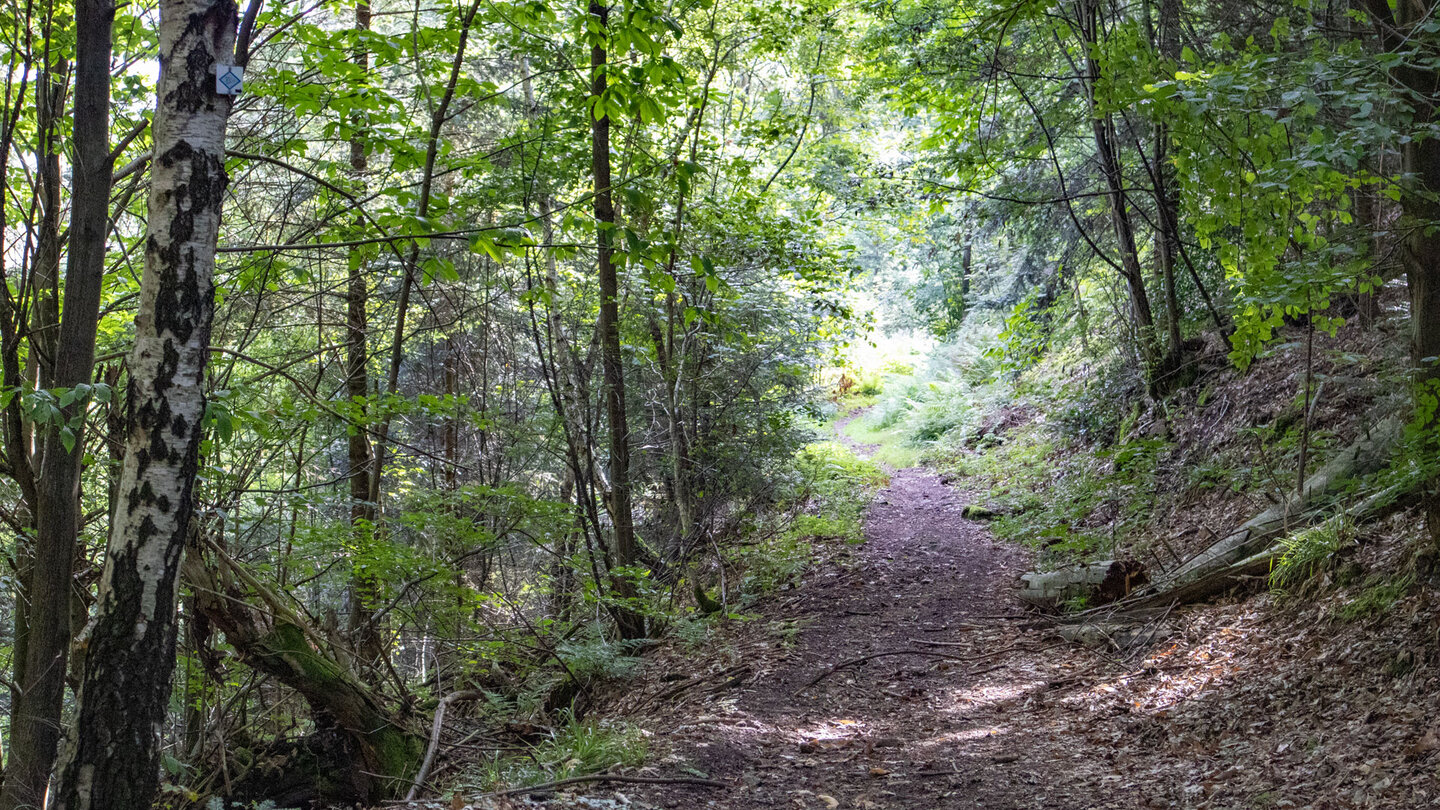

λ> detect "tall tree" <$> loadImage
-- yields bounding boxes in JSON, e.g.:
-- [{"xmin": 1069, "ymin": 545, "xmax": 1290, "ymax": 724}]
[
  {"xmin": 590, "ymin": 0, "xmax": 643, "ymax": 639},
  {"xmin": 1074, "ymin": 0, "xmax": 1165, "ymax": 387},
  {"xmin": 1151, "ymin": 0, "xmax": 1184, "ymax": 363},
  {"xmin": 51, "ymin": 0, "xmax": 238, "ymax": 805},
  {"xmin": 1361, "ymin": 0, "xmax": 1440, "ymax": 545},
  {"xmin": 346, "ymin": 0, "xmax": 380, "ymax": 671},
  {"xmin": 0, "ymin": 0, "xmax": 114, "ymax": 805},
  {"xmin": 357, "ymin": 0, "xmax": 482, "ymax": 667}
]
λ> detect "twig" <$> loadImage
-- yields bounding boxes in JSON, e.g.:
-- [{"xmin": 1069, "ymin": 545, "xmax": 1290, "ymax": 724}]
[
  {"xmin": 405, "ymin": 689, "xmax": 487, "ymax": 800},
  {"xmin": 648, "ymin": 664, "xmax": 747, "ymax": 705},
  {"xmin": 907, "ymin": 637, "xmax": 1023, "ymax": 648},
  {"xmin": 966, "ymin": 662, "xmax": 1011, "ymax": 678},
  {"xmin": 478, "ymin": 773, "xmax": 729, "ymax": 798},
  {"xmin": 1122, "ymin": 600, "xmax": 1179, "ymax": 664}
]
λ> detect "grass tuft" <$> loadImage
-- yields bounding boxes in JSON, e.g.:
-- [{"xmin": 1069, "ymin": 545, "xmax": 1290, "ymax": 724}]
[{"xmin": 1268, "ymin": 515, "xmax": 1355, "ymax": 592}]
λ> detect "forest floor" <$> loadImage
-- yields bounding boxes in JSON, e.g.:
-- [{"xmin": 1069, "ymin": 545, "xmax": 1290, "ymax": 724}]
[
  {"xmin": 602, "ymin": 441, "xmax": 1152, "ymax": 810},
  {"xmin": 445, "ymin": 414, "xmax": 1440, "ymax": 810}
]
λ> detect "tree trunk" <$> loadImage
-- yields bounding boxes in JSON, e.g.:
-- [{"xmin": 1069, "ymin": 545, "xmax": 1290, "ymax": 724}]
[
  {"xmin": 51, "ymin": 0, "xmax": 237, "ymax": 806},
  {"xmin": 591, "ymin": 0, "xmax": 644, "ymax": 638},
  {"xmin": 1398, "ymin": 31, "xmax": 1440, "ymax": 548},
  {"xmin": 520, "ymin": 60, "xmax": 604, "ymax": 616},
  {"xmin": 1076, "ymin": 0, "xmax": 1164, "ymax": 387},
  {"xmin": 1, "ymin": 47, "xmax": 63, "ymax": 810},
  {"xmin": 1361, "ymin": 0, "xmax": 1440, "ymax": 546},
  {"xmin": 359, "ymin": 0, "xmax": 480, "ymax": 664},
  {"xmin": 648, "ymin": 309, "xmax": 695, "ymax": 560},
  {"xmin": 1152, "ymin": 0, "xmax": 1185, "ymax": 372},
  {"xmin": 0, "ymin": 2, "xmax": 115, "ymax": 806},
  {"xmin": 8, "ymin": 24, "xmax": 68, "ymax": 750},
  {"xmin": 345, "ymin": 0, "xmax": 382, "ymax": 673},
  {"xmin": 1350, "ymin": 180, "xmax": 1381, "ymax": 329}
]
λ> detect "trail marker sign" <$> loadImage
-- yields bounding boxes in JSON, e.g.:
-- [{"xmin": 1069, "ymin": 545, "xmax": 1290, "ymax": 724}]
[{"xmin": 216, "ymin": 65, "xmax": 244, "ymax": 95}]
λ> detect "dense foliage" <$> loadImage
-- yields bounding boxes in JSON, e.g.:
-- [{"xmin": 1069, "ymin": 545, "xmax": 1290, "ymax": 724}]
[{"xmin": 0, "ymin": 0, "xmax": 1435, "ymax": 805}]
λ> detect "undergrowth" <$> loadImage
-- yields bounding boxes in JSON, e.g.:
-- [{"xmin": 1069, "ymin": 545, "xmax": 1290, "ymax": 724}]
[
  {"xmin": 1268, "ymin": 514, "xmax": 1356, "ymax": 593},
  {"xmin": 469, "ymin": 712, "xmax": 647, "ymax": 790},
  {"xmin": 730, "ymin": 441, "xmax": 886, "ymax": 600},
  {"xmin": 934, "ymin": 421, "xmax": 1168, "ymax": 567},
  {"xmin": 1335, "ymin": 575, "xmax": 1413, "ymax": 622}
]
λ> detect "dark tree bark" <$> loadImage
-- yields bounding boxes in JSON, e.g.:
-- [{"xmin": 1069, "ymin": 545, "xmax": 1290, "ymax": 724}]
[
  {"xmin": 1362, "ymin": 0, "xmax": 1440, "ymax": 546},
  {"xmin": 1390, "ymin": 12, "xmax": 1440, "ymax": 546},
  {"xmin": 0, "ymin": 2, "xmax": 114, "ymax": 807},
  {"xmin": 0, "ymin": 32, "xmax": 38, "ymax": 719},
  {"xmin": 1152, "ymin": 0, "xmax": 1184, "ymax": 360},
  {"xmin": 50, "ymin": 0, "xmax": 238, "ymax": 806},
  {"xmin": 591, "ymin": 0, "xmax": 645, "ymax": 639},
  {"xmin": 345, "ymin": 0, "xmax": 380, "ymax": 669},
  {"xmin": 520, "ymin": 59, "xmax": 605, "ymax": 618},
  {"xmin": 7, "ymin": 29, "xmax": 68, "ymax": 762}
]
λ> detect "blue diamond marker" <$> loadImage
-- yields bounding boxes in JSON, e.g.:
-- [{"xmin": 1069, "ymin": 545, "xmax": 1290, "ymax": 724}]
[{"xmin": 216, "ymin": 66, "xmax": 243, "ymax": 95}]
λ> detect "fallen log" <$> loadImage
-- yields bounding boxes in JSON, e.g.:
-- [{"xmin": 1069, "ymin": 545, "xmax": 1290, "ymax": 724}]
[
  {"xmin": 182, "ymin": 530, "xmax": 424, "ymax": 804},
  {"xmin": 1159, "ymin": 416, "xmax": 1401, "ymax": 591},
  {"xmin": 1018, "ymin": 559, "xmax": 1148, "ymax": 607},
  {"xmin": 1098, "ymin": 544, "xmax": 1279, "ymax": 614},
  {"xmin": 1070, "ymin": 416, "xmax": 1404, "ymax": 617},
  {"xmin": 475, "ymin": 773, "xmax": 729, "ymax": 799}
]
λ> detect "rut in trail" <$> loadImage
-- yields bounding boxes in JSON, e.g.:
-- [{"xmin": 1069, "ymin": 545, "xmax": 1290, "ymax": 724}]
[{"xmin": 614, "ymin": 463, "xmax": 1124, "ymax": 810}]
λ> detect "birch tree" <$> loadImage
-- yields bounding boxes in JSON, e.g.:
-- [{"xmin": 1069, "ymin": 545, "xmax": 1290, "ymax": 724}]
[{"xmin": 51, "ymin": 0, "xmax": 239, "ymax": 805}]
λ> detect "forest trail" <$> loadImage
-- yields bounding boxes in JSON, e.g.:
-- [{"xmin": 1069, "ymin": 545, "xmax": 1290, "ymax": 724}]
[{"xmin": 609, "ymin": 431, "xmax": 1127, "ymax": 810}]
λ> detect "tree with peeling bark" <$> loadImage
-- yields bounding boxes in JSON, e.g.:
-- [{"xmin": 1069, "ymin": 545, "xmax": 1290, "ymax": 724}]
[{"xmin": 51, "ymin": 0, "xmax": 239, "ymax": 805}]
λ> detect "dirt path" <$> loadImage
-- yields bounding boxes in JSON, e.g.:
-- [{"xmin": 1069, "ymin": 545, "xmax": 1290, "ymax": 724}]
[
  {"xmin": 541, "ymin": 422, "xmax": 1440, "ymax": 810},
  {"xmin": 610, "ymin": 458, "xmax": 1132, "ymax": 810}
]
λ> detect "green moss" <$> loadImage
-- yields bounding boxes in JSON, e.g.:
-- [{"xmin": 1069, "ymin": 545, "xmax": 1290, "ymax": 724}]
[
  {"xmin": 934, "ymin": 423, "xmax": 1167, "ymax": 568},
  {"xmin": 256, "ymin": 622, "xmax": 423, "ymax": 798},
  {"xmin": 1335, "ymin": 576, "xmax": 1412, "ymax": 622}
]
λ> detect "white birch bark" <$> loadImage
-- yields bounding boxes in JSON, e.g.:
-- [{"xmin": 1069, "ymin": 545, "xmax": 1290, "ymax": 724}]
[{"xmin": 52, "ymin": 0, "xmax": 238, "ymax": 807}]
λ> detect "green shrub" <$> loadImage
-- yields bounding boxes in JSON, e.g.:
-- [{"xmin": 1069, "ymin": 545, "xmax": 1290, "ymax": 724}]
[
  {"xmin": 791, "ymin": 441, "xmax": 888, "ymax": 516},
  {"xmin": 734, "ymin": 533, "xmax": 811, "ymax": 596},
  {"xmin": 671, "ymin": 616, "xmax": 712, "ymax": 648},
  {"xmin": 882, "ymin": 359, "xmax": 916, "ymax": 375},
  {"xmin": 536, "ymin": 713, "xmax": 647, "ymax": 778},
  {"xmin": 723, "ymin": 441, "xmax": 887, "ymax": 604},
  {"xmin": 556, "ymin": 630, "xmax": 644, "ymax": 682},
  {"xmin": 854, "ymin": 369, "xmax": 885, "ymax": 396}
]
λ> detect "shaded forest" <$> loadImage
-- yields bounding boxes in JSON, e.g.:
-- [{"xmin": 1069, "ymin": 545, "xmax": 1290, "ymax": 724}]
[{"xmin": 0, "ymin": 0, "xmax": 1434, "ymax": 806}]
